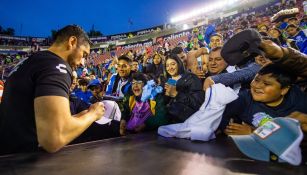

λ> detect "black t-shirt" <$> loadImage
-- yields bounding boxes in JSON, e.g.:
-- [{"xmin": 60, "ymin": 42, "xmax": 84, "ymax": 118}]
[
  {"xmin": 219, "ymin": 86, "xmax": 307, "ymax": 130},
  {"xmin": 0, "ymin": 51, "xmax": 72, "ymax": 155}
]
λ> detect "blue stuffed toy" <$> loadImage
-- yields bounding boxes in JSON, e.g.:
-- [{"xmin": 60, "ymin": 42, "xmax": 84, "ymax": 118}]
[{"xmin": 141, "ymin": 80, "xmax": 163, "ymax": 102}]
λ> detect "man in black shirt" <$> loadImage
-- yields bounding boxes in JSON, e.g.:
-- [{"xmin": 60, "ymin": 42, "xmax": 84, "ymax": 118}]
[{"xmin": 0, "ymin": 25, "xmax": 105, "ymax": 155}]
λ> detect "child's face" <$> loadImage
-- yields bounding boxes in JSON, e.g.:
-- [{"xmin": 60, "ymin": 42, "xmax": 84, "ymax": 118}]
[
  {"xmin": 132, "ymin": 80, "xmax": 144, "ymax": 97},
  {"xmin": 80, "ymin": 84, "xmax": 87, "ymax": 92},
  {"xmin": 250, "ymin": 74, "xmax": 288, "ymax": 106},
  {"xmin": 286, "ymin": 27, "xmax": 298, "ymax": 37}
]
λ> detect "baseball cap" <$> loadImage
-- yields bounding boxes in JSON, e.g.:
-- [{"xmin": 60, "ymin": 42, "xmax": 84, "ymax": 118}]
[
  {"xmin": 87, "ymin": 79, "xmax": 101, "ymax": 88},
  {"xmin": 95, "ymin": 100, "xmax": 121, "ymax": 125},
  {"xmin": 221, "ymin": 29, "xmax": 263, "ymax": 66},
  {"xmin": 231, "ymin": 117, "xmax": 303, "ymax": 166}
]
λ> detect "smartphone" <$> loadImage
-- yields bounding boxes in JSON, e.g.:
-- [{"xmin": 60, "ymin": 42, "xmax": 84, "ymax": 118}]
[
  {"xmin": 197, "ymin": 56, "xmax": 203, "ymax": 71},
  {"xmin": 167, "ymin": 78, "xmax": 177, "ymax": 86}
]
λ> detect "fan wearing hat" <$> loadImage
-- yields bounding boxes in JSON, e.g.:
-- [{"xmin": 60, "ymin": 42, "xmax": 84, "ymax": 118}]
[
  {"xmin": 88, "ymin": 79, "xmax": 104, "ymax": 104},
  {"xmin": 203, "ymin": 29, "xmax": 262, "ymax": 91},
  {"xmin": 219, "ymin": 64, "xmax": 307, "ymax": 136},
  {"xmin": 285, "ymin": 24, "xmax": 307, "ymax": 54},
  {"xmin": 268, "ymin": 27, "xmax": 288, "ymax": 47},
  {"xmin": 120, "ymin": 73, "xmax": 167, "ymax": 135}
]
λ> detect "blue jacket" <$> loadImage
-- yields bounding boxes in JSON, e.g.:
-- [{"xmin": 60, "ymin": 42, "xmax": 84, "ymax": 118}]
[
  {"xmin": 106, "ymin": 73, "xmax": 132, "ymax": 96},
  {"xmin": 289, "ymin": 30, "xmax": 307, "ymax": 54}
]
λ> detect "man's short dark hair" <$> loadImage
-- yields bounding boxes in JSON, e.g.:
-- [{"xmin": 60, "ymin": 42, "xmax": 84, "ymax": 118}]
[
  {"xmin": 258, "ymin": 64, "xmax": 296, "ymax": 88},
  {"xmin": 210, "ymin": 33, "xmax": 223, "ymax": 40},
  {"xmin": 171, "ymin": 47, "xmax": 184, "ymax": 55},
  {"xmin": 118, "ymin": 55, "xmax": 132, "ymax": 64},
  {"xmin": 53, "ymin": 25, "xmax": 91, "ymax": 46}
]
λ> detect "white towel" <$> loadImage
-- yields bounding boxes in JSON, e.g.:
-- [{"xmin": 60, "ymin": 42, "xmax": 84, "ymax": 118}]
[{"xmin": 158, "ymin": 83, "xmax": 238, "ymax": 141}]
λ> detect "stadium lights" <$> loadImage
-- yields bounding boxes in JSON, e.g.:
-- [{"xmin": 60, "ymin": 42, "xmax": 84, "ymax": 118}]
[
  {"xmin": 182, "ymin": 24, "xmax": 189, "ymax": 30},
  {"xmin": 170, "ymin": 0, "xmax": 239, "ymax": 23}
]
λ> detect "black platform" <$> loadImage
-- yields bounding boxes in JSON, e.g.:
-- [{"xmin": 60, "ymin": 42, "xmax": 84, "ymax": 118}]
[{"xmin": 0, "ymin": 133, "xmax": 306, "ymax": 175}]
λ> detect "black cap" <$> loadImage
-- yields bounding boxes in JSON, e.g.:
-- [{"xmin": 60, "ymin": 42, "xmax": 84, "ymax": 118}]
[{"xmin": 221, "ymin": 29, "xmax": 263, "ymax": 66}]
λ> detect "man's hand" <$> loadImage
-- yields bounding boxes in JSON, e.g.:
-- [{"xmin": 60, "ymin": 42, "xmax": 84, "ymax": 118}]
[
  {"xmin": 120, "ymin": 120, "xmax": 126, "ymax": 135},
  {"xmin": 88, "ymin": 102, "xmax": 105, "ymax": 121},
  {"xmin": 203, "ymin": 77, "xmax": 215, "ymax": 90},
  {"xmin": 165, "ymin": 84, "xmax": 170, "ymax": 96},
  {"xmin": 289, "ymin": 111, "xmax": 307, "ymax": 132},
  {"xmin": 224, "ymin": 122, "xmax": 254, "ymax": 135},
  {"xmin": 260, "ymin": 40, "xmax": 284, "ymax": 60},
  {"xmin": 195, "ymin": 69, "xmax": 206, "ymax": 79}
]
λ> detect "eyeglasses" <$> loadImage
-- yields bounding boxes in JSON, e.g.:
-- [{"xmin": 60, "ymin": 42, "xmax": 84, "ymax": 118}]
[{"xmin": 132, "ymin": 80, "xmax": 144, "ymax": 85}]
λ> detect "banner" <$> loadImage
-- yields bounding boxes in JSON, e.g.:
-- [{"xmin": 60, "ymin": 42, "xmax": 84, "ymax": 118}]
[
  {"xmin": 0, "ymin": 35, "xmax": 28, "ymax": 41},
  {"xmin": 90, "ymin": 25, "xmax": 164, "ymax": 43},
  {"xmin": 31, "ymin": 37, "xmax": 47, "ymax": 43},
  {"xmin": 120, "ymin": 39, "xmax": 154, "ymax": 50}
]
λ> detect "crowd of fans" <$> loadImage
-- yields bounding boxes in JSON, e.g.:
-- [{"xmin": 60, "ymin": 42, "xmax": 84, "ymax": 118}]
[
  {"xmin": 1, "ymin": 0, "xmax": 307, "ymax": 165},
  {"xmin": 44, "ymin": 0, "xmax": 307, "ymax": 139}
]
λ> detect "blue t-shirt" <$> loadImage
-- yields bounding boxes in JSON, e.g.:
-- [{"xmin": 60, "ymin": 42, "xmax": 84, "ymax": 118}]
[{"xmin": 73, "ymin": 89, "xmax": 93, "ymax": 104}]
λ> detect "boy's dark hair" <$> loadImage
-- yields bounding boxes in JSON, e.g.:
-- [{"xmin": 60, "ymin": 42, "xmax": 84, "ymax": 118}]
[
  {"xmin": 90, "ymin": 71, "xmax": 96, "ymax": 76},
  {"xmin": 78, "ymin": 78, "xmax": 89, "ymax": 86},
  {"xmin": 53, "ymin": 25, "xmax": 91, "ymax": 46},
  {"xmin": 171, "ymin": 47, "xmax": 184, "ymax": 55},
  {"xmin": 132, "ymin": 72, "xmax": 148, "ymax": 84},
  {"xmin": 118, "ymin": 55, "xmax": 132, "ymax": 64},
  {"xmin": 258, "ymin": 64, "xmax": 296, "ymax": 88}
]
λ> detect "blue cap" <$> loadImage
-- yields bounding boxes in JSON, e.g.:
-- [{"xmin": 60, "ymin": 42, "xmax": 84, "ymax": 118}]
[
  {"xmin": 87, "ymin": 79, "xmax": 101, "ymax": 88},
  {"xmin": 231, "ymin": 117, "xmax": 303, "ymax": 166}
]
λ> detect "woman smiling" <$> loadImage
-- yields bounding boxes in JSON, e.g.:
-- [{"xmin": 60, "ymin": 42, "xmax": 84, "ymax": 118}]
[{"xmin": 164, "ymin": 54, "xmax": 205, "ymax": 123}]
